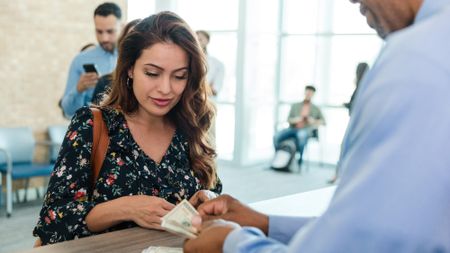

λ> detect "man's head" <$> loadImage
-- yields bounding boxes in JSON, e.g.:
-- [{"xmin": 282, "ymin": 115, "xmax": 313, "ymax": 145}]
[
  {"xmin": 94, "ymin": 2, "xmax": 122, "ymax": 52},
  {"xmin": 349, "ymin": 0, "xmax": 423, "ymax": 39},
  {"xmin": 196, "ymin": 30, "xmax": 210, "ymax": 53},
  {"xmin": 304, "ymin": 85, "xmax": 316, "ymax": 102}
]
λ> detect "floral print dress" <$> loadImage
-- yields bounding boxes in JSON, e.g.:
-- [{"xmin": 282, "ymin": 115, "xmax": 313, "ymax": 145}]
[{"xmin": 33, "ymin": 107, "xmax": 222, "ymax": 245}]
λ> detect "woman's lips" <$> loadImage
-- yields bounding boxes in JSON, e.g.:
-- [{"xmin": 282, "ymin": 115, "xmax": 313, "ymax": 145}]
[{"xmin": 151, "ymin": 98, "xmax": 172, "ymax": 107}]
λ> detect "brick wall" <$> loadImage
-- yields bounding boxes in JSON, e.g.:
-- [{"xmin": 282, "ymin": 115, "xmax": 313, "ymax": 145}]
[
  {"xmin": 0, "ymin": 0, "xmax": 126, "ymax": 149},
  {"xmin": 0, "ymin": 0, "xmax": 126, "ymax": 193}
]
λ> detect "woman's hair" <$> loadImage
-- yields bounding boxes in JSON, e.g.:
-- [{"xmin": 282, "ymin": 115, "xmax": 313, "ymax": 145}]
[
  {"xmin": 118, "ymin": 19, "xmax": 141, "ymax": 45},
  {"xmin": 101, "ymin": 11, "xmax": 217, "ymax": 189}
]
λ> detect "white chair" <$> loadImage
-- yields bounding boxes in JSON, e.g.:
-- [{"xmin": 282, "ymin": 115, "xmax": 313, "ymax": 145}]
[
  {"xmin": 0, "ymin": 127, "xmax": 54, "ymax": 217},
  {"xmin": 48, "ymin": 125, "xmax": 69, "ymax": 163}
]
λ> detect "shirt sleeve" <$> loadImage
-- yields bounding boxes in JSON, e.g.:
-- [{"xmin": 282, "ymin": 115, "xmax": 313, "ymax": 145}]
[
  {"xmin": 287, "ymin": 104, "xmax": 299, "ymax": 125},
  {"xmin": 268, "ymin": 216, "xmax": 314, "ymax": 244},
  {"xmin": 222, "ymin": 216, "xmax": 313, "ymax": 253},
  {"xmin": 61, "ymin": 58, "xmax": 90, "ymax": 118},
  {"xmin": 224, "ymin": 227, "xmax": 288, "ymax": 253},
  {"xmin": 33, "ymin": 107, "xmax": 96, "ymax": 245},
  {"xmin": 316, "ymin": 107, "xmax": 325, "ymax": 125}
]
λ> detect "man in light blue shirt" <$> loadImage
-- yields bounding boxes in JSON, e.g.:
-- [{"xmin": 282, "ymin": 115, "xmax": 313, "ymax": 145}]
[
  {"xmin": 184, "ymin": 0, "xmax": 450, "ymax": 252},
  {"xmin": 61, "ymin": 2, "xmax": 121, "ymax": 118}
]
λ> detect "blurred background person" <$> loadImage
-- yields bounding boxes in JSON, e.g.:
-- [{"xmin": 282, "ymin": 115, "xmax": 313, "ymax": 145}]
[
  {"xmin": 91, "ymin": 18, "xmax": 142, "ymax": 105},
  {"xmin": 328, "ymin": 62, "xmax": 370, "ymax": 184},
  {"xmin": 196, "ymin": 30, "xmax": 225, "ymax": 147},
  {"xmin": 273, "ymin": 85, "xmax": 325, "ymax": 168},
  {"xmin": 343, "ymin": 62, "xmax": 370, "ymax": 115},
  {"xmin": 61, "ymin": 2, "xmax": 122, "ymax": 118},
  {"xmin": 196, "ymin": 30, "xmax": 225, "ymax": 98}
]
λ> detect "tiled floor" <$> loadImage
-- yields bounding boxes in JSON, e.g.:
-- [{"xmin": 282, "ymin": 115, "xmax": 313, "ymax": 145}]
[{"xmin": 0, "ymin": 163, "xmax": 335, "ymax": 253}]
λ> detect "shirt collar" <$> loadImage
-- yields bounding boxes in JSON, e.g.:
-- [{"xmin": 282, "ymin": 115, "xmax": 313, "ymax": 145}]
[
  {"xmin": 415, "ymin": 0, "xmax": 450, "ymax": 23},
  {"xmin": 95, "ymin": 45, "xmax": 118, "ymax": 56}
]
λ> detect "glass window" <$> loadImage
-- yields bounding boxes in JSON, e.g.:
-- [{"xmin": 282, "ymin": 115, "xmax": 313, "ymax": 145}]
[
  {"xmin": 244, "ymin": 104, "xmax": 275, "ymax": 162},
  {"xmin": 175, "ymin": 0, "xmax": 239, "ymax": 31},
  {"xmin": 279, "ymin": 36, "xmax": 318, "ymax": 103},
  {"xmin": 240, "ymin": 0, "xmax": 279, "ymax": 163},
  {"xmin": 283, "ymin": 0, "xmax": 320, "ymax": 34},
  {"xmin": 332, "ymin": 0, "xmax": 375, "ymax": 34},
  {"xmin": 327, "ymin": 35, "xmax": 382, "ymax": 105},
  {"xmin": 215, "ymin": 104, "xmax": 235, "ymax": 160},
  {"xmin": 208, "ymin": 32, "xmax": 237, "ymax": 103},
  {"xmin": 127, "ymin": 0, "xmax": 156, "ymax": 20}
]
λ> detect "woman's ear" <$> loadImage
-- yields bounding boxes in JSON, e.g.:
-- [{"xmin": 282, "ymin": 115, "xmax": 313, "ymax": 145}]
[{"xmin": 128, "ymin": 67, "xmax": 134, "ymax": 79}]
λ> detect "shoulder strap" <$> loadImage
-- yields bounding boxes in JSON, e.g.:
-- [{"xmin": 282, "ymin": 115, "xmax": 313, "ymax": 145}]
[{"xmin": 90, "ymin": 107, "xmax": 110, "ymax": 190}]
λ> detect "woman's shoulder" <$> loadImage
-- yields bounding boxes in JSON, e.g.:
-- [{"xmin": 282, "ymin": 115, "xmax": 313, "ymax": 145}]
[
  {"xmin": 71, "ymin": 106, "xmax": 125, "ymax": 129},
  {"xmin": 97, "ymin": 106, "xmax": 127, "ymax": 133}
]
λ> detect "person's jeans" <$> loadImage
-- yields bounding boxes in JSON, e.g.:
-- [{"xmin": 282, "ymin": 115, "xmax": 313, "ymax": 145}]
[{"xmin": 273, "ymin": 127, "xmax": 311, "ymax": 165}]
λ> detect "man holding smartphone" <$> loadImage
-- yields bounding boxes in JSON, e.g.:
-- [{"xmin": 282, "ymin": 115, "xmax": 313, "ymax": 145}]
[{"xmin": 61, "ymin": 2, "xmax": 122, "ymax": 118}]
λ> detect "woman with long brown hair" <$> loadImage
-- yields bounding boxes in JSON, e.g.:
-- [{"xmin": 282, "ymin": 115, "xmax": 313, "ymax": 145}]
[{"xmin": 33, "ymin": 11, "xmax": 221, "ymax": 245}]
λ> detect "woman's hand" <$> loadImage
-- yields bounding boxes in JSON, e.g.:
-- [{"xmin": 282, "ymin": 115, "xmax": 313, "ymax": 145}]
[
  {"xmin": 125, "ymin": 195, "xmax": 175, "ymax": 230},
  {"xmin": 189, "ymin": 190, "xmax": 218, "ymax": 208},
  {"xmin": 86, "ymin": 195, "xmax": 174, "ymax": 232}
]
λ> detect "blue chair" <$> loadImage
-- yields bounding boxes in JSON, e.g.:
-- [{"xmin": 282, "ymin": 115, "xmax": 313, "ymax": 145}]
[
  {"xmin": 48, "ymin": 125, "xmax": 69, "ymax": 163},
  {"xmin": 0, "ymin": 127, "xmax": 54, "ymax": 217}
]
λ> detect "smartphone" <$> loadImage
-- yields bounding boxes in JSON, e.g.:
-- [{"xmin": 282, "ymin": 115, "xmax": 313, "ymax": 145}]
[{"xmin": 82, "ymin": 63, "xmax": 99, "ymax": 74}]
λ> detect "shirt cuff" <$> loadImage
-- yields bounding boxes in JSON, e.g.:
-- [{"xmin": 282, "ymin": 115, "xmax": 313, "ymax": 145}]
[
  {"xmin": 223, "ymin": 227, "xmax": 266, "ymax": 253},
  {"xmin": 268, "ymin": 215, "xmax": 315, "ymax": 244}
]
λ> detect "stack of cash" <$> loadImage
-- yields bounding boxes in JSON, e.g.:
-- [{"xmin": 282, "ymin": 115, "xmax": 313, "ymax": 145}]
[
  {"xmin": 142, "ymin": 246, "xmax": 183, "ymax": 253},
  {"xmin": 161, "ymin": 199, "xmax": 199, "ymax": 239}
]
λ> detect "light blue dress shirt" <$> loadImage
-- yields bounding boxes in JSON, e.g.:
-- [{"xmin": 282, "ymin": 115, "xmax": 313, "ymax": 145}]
[
  {"xmin": 224, "ymin": 0, "xmax": 450, "ymax": 252},
  {"xmin": 61, "ymin": 45, "xmax": 117, "ymax": 118}
]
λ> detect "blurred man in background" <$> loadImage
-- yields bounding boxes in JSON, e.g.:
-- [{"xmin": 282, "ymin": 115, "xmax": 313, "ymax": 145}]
[{"xmin": 61, "ymin": 2, "xmax": 122, "ymax": 118}]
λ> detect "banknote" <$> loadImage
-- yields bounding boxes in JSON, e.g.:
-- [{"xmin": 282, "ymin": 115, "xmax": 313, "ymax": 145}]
[
  {"xmin": 142, "ymin": 246, "xmax": 183, "ymax": 253},
  {"xmin": 161, "ymin": 199, "xmax": 199, "ymax": 239}
]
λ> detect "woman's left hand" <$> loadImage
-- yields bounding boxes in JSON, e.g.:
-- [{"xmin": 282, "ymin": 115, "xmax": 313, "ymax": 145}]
[{"xmin": 189, "ymin": 190, "xmax": 218, "ymax": 208}]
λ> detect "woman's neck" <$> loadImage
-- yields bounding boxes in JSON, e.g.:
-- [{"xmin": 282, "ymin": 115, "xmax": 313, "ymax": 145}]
[{"xmin": 125, "ymin": 109, "xmax": 172, "ymax": 132}]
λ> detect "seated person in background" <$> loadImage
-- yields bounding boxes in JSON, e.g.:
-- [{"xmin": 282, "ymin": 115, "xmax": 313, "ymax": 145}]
[
  {"xmin": 61, "ymin": 3, "xmax": 122, "ymax": 118},
  {"xmin": 33, "ymin": 11, "xmax": 221, "ymax": 246},
  {"xmin": 91, "ymin": 19, "xmax": 142, "ymax": 105},
  {"xmin": 273, "ymin": 85, "xmax": 325, "ymax": 167}
]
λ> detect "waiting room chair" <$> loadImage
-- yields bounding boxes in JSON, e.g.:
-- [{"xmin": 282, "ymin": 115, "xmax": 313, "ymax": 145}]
[
  {"xmin": 273, "ymin": 122, "xmax": 324, "ymax": 173},
  {"xmin": 48, "ymin": 125, "xmax": 68, "ymax": 163},
  {"xmin": 0, "ymin": 127, "xmax": 54, "ymax": 217},
  {"xmin": 302, "ymin": 127, "xmax": 324, "ymax": 171}
]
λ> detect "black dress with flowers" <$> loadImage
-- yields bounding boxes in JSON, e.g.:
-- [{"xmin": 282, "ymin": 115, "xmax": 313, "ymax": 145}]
[{"xmin": 33, "ymin": 107, "xmax": 222, "ymax": 245}]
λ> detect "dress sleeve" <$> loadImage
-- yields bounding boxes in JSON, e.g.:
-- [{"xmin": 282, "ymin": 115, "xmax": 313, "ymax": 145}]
[{"xmin": 33, "ymin": 107, "xmax": 96, "ymax": 245}]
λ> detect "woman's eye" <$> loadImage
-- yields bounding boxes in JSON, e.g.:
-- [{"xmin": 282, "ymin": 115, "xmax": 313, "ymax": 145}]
[
  {"xmin": 145, "ymin": 72, "xmax": 159, "ymax": 77},
  {"xmin": 175, "ymin": 74, "xmax": 188, "ymax": 80}
]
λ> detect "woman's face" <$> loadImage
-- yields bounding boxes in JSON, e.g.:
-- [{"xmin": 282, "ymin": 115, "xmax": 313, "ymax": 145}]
[{"xmin": 129, "ymin": 42, "xmax": 189, "ymax": 118}]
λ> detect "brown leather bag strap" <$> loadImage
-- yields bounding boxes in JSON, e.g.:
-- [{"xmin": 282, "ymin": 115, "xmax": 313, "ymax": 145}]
[{"xmin": 90, "ymin": 107, "xmax": 110, "ymax": 190}]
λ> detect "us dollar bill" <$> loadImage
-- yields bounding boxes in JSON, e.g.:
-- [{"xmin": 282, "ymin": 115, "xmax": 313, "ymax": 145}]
[
  {"xmin": 142, "ymin": 246, "xmax": 183, "ymax": 253},
  {"xmin": 161, "ymin": 199, "xmax": 199, "ymax": 238}
]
